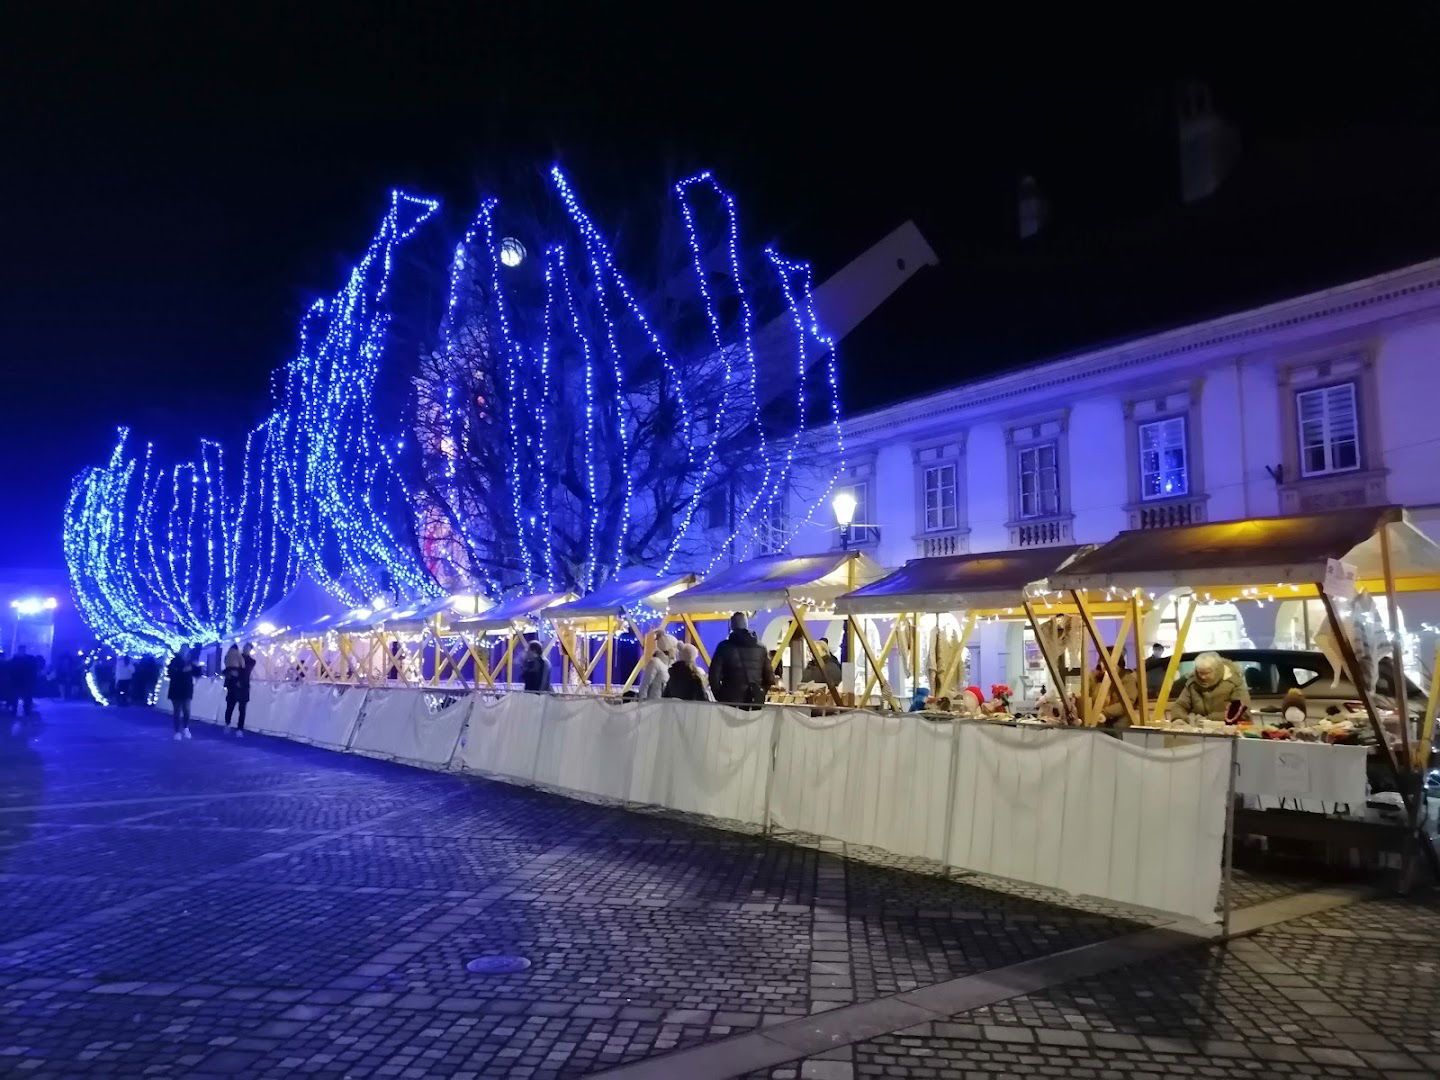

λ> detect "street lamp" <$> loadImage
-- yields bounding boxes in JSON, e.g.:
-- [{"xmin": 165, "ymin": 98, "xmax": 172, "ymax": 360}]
[
  {"xmin": 832, "ymin": 490, "xmax": 857, "ymax": 552},
  {"xmin": 831, "ymin": 491, "xmax": 858, "ymax": 668}
]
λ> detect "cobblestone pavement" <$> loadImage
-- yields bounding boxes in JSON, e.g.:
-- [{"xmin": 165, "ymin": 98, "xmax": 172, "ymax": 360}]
[{"xmin": 1, "ymin": 703, "xmax": 1429, "ymax": 1078}]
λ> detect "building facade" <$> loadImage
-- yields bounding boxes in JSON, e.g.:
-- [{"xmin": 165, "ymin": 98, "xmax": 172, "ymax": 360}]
[{"xmin": 779, "ymin": 256, "xmax": 1440, "ymax": 693}]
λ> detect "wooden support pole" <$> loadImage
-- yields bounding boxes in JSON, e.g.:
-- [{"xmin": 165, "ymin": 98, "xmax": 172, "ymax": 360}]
[
  {"xmin": 1080, "ymin": 622, "xmax": 1091, "ymax": 726},
  {"xmin": 681, "ymin": 615, "xmax": 711, "ymax": 666},
  {"xmin": 1088, "ymin": 610, "xmax": 1133, "ymax": 724},
  {"xmin": 1071, "ymin": 591, "xmax": 1138, "ymax": 727},
  {"xmin": 861, "ymin": 621, "xmax": 902, "ymax": 705},
  {"xmin": 1132, "ymin": 593, "xmax": 1149, "ymax": 728},
  {"xmin": 1380, "ymin": 523, "xmax": 1415, "ymax": 766},
  {"xmin": 1151, "ymin": 598, "xmax": 1196, "ymax": 725},
  {"xmin": 936, "ymin": 614, "xmax": 977, "ymax": 701},
  {"xmin": 910, "ymin": 613, "xmax": 922, "ymax": 695},
  {"xmin": 850, "ymin": 614, "xmax": 900, "ymax": 711},
  {"xmin": 1023, "ymin": 600, "xmax": 1076, "ymax": 724},
  {"xmin": 604, "ymin": 618, "xmax": 614, "ymax": 694},
  {"xmin": 788, "ymin": 600, "xmax": 843, "ymax": 707}
]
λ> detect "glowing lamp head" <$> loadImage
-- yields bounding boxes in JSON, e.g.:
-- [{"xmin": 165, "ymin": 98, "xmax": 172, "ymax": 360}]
[
  {"xmin": 499, "ymin": 237, "xmax": 526, "ymax": 268},
  {"xmin": 831, "ymin": 490, "xmax": 858, "ymax": 528}
]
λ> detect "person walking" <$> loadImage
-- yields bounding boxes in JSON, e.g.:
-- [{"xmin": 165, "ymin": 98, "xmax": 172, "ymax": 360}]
[
  {"xmin": 708, "ymin": 613, "xmax": 773, "ymax": 706},
  {"xmin": 639, "ymin": 631, "xmax": 676, "ymax": 700},
  {"xmin": 166, "ymin": 647, "xmax": 198, "ymax": 740},
  {"xmin": 520, "ymin": 640, "xmax": 551, "ymax": 692},
  {"xmin": 11, "ymin": 646, "xmax": 40, "ymax": 717},
  {"xmin": 223, "ymin": 643, "xmax": 255, "ymax": 736},
  {"xmin": 662, "ymin": 642, "xmax": 707, "ymax": 701}
]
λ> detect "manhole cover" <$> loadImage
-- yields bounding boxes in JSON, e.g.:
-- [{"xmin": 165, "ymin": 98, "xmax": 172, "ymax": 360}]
[{"xmin": 466, "ymin": 955, "xmax": 531, "ymax": 975}]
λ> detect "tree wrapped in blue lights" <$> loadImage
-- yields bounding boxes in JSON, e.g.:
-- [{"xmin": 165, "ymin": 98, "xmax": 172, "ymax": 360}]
[
  {"xmin": 409, "ymin": 166, "xmax": 844, "ymax": 595},
  {"xmin": 65, "ymin": 424, "xmax": 296, "ymax": 655},
  {"xmin": 64, "ymin": 169, "xmax": 844, "ymax": 649}
]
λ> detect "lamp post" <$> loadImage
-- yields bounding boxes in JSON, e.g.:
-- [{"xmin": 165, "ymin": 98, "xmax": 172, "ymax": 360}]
[{"xmin": 832, "ymin": 491, "xmax": 858, "ymax": 665}]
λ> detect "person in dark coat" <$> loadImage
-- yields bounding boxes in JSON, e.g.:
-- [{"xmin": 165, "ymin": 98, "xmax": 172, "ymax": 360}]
[
  {"xmin": 708, "ymin": 613, "xmax": 773, "ymax": 706},
  {"xmin": 166, "ymin": 647, "xmax": 199, "ymax": 740},
  {"xmin": 802, "ymin": 638, "xmax": 842, "ymax": 686},
  {"xmin": 662, "ymin": 642, "xmax": 708, "ymax": 702},
  {"xmin": 11, "ymin": 646, "xmax": 41, "ymax": 716},
  {"xmin": 520, "ymin": 640, "xmax": 551, "ymax": 692},
  {"xmin": 223, "ymin": 643, "xmax": 256, "ymax": 737}
]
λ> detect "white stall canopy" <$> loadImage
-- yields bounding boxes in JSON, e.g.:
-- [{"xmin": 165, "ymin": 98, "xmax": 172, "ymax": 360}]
[
  {"xmin": 449, "ymin": 591, "xmax": 578, "ymax": 634},
  {"xmin": 664, "ymin": 551, "xmax": 885, "ymax": 615},
  {"xmin": 547, "ymin": 572, "xmax": 699, "ymax": 624}
]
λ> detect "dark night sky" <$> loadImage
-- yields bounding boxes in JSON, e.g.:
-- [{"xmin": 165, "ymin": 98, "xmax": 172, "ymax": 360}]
[{"xmin": 7, "ymin": 2, "xmax": 1440, "ymax": 570}]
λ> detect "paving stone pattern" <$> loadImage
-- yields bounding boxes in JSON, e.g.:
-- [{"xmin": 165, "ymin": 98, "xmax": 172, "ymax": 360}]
[{"xmin": 1, "ymin": 702, "xmax": 1432, "ymax": 1078}]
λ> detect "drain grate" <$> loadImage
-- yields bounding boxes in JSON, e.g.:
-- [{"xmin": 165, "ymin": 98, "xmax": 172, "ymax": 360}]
[{"xmin": 466, "ymin": 955, "xmax": 531, "ymax": 975}]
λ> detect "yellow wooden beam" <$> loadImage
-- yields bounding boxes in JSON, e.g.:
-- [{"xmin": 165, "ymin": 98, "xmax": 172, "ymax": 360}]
[
  {"xmin": 849, "ymin": 614, "xmax": 900, "ymax": 711},
  {"xmin": 1022, "ymin": 601, "xmax": 1076, "ymax": 724},
  {"xmin": 788, "ymin": 600, "xmax": 843, "ymax": 707},
  {"xmin": 1071, "ymin": 591, "xmax": 1138, "ymax": 728}
]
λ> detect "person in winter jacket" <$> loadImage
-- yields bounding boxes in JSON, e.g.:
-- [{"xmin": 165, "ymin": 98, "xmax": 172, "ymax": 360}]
[
  {"xmin": 802, "ymin": 638, "xmax": 842, "ymax": 685},
  {"xmin": 708, "ymin": 613, "xmax": 773, "ymax": 706},
  {"xmin": 166, "ymin": 647, "xmax": 200, "ymax": 740},
  {"xmin": 1168, "ymin": 651, "xmax": 1251, "ymax": 722},
  {"xmin": 663, "ymin": 642, "xmax": 708, "ymax": 701},
  {"xmin": 223, "ymin": 643, "xmax": 256, "ymax": 736},
  {"xmin": 520, "ymin": 640, "xmax": 551, "ymax": 692},
  {"xmin": 639, "ymin": 631, "xmax": 677, "ymax": 700}
]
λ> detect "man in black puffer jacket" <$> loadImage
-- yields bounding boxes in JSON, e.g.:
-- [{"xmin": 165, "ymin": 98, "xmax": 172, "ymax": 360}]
[{"xmin": 708, "ymin": 613, "xmax": 773, "ymax": 706}]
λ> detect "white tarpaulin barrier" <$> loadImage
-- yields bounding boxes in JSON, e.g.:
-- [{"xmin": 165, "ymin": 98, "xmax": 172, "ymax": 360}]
[
  {"xmin": 289, "ymin": 685, "xmax": 366, "ymax": 749},
  {"xmin": 1125, "ymin": 731, "xmax": 1367, "ymax": 806},
  {"xmin": 532, "ymin": 695, "xmax": 646, "ymax": 802},
  {"xmin": 770, "ymin": 709, "xmax": 955, "ymax": 860},
  {"xmin": 948, "ymin": 724, "xmax": 1230, "ymax": 923},
  {"xmin": 252, "ymin": 681, "xmax": 307, "ymax": 737},
  {"xmin": 190, "ymin": 678, "xmax": 225, "ymax": 722},
  {"xmin": 459, "ymin": 693, "xmax": 546, "ymax": 780},
  {"xmin": 629, "ymin": 700, "xmax": 774, "ymax": 823},
  {"xmin": 349, "ymin": 689, "xmax": 469, "ymax": 766}
]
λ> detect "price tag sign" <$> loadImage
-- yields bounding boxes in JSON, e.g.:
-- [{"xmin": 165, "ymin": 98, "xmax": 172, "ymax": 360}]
[{"xmin": 1324, "ymin": 558, "xmax": 1358, "ymax": 600}]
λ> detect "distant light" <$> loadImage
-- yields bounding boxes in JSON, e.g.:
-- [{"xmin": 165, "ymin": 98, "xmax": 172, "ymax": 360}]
[
  {"xmin": 10, "ymin": 597, "xmax": 57, "ymax": 617},
  {"xmin": 499, "ymin": 237, "xmax": 526, "ymax": 268},
  {"xmin": 371, "ymin": 596, "xmax": 387, "ymax": 610},
  {"xmin": 255, "ymin": 621, "xmax": 278, "ymax": 636}
]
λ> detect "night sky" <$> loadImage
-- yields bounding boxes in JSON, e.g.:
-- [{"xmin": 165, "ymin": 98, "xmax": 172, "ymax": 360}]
[{"xmin": 7, "ymin": 3, "xmax": 1440, "ymax": 571}]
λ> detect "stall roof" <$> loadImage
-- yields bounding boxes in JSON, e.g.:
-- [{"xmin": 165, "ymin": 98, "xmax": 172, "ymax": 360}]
[
  {"xmin": 666, "ymin": 551, "xmax": 885, "ymax": 614},
  {"xmin": 234, "ymin": 573, "xmax": 348, "ymax": 640},
  {"xmin": 835, "ymin": 546, "xmax": 1088, "ymax": 615},
  {"xmin": 380, "ymin": 593, "xmax": 491, "ymax": 631},
  {"xmin": 548, "ymin": 572, "xmax": 699, "ymax": 622},
  {"xmin": 1049, "ymin": 506, "xmax": 1440, "ymax": 593},
  {"xmin": 449, "ymin": 590, "xmax": 577, "ymax": 633}
]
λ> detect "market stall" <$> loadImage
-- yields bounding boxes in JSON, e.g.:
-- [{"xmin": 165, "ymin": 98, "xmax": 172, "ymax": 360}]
[
  {"xmin": 546, "ymin": 572, "xmax": 703, "ymax": 694},
  {"xmin": 1049, "ymin": 506, "xmax": 1440, "ymax": 874},
  {"xmin": 664, "ymin": 551, "xmax": 886, "ymax": 706},
  {"xmin": 340, "ymin": 593, "xmax": 492, "ymax": 687},
  {"xmin": 836, "ymin": 546, "xmax": 1100, "ymax": 714},
  {"xmin": 447, "ymin": 591, "xmax": 577, "ymax": 691}
]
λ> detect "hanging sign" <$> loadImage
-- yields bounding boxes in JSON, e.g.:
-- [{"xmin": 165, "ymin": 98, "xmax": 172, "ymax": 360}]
[{"xmin": 1323, "ymin": 559, "xmax": 1358, "ymax": 600}]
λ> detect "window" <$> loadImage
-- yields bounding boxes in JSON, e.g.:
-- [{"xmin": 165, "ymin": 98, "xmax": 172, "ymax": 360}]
[
  {"xmin": 1017, "ymin": 442, "xmax": 1059, "ymax": 519},
  {"xmin": 704, "ymin": 485, "xmax": 729, "ymax": 530},
  {"xmin": 1296, "ymin": 383, "xmax": 1359, "ymax": 477},
  {"xmin": 1139, "ymin": 416, "xmax": 1188, "ymax": 500},
  {"xmin": 923, "ymin": 463, "xmax": 957, "ymax": 532}
]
